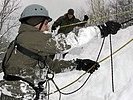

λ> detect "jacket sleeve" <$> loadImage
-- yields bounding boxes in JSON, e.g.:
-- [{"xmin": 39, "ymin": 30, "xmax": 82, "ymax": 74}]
[
  {"xmin": 52, "ymin": 16, "xmax": 63, "ymax": 28},
  {"xmin": 46, "ymin": 56, "xmax": 76, "ymax": 73},
  {"xmin": 54, "ymin": 26, "xmax": 101, "ymax": 53}
]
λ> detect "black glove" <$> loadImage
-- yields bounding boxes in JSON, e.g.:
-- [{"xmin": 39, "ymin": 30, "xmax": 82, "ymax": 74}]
[
  {"xmin": 51, "ymin": 26, "xmax": 56, "ymax": 32},
  {"xmin": 75, "ymin": 59, "xmax": 100, "ymax": 74},
  {"xmin": 98, "ymin": 21, "xmax": 121, "ymax": 37},
  {"xmin": 83, "ymin": 15, "xmax": 89, "ymax": 21}
]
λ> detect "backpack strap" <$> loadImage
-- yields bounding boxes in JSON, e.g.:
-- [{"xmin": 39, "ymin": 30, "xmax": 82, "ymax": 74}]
[{"xmin": 15, "ymin": 42, "xmax": 45, "ymax": 63}]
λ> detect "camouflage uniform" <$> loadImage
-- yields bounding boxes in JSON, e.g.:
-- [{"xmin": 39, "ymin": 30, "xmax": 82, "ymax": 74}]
[{"xmin": 1, "ymin": 24, "xmax": 75, "ymax": 99}]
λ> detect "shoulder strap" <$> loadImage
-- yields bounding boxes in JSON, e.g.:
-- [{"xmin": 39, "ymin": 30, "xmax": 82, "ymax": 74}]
[{"xmin": 15, "ymin": 41, "xmax": 46, "ymax": 63}]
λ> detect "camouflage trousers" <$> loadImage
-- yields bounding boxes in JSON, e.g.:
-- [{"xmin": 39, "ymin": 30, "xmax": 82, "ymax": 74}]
[
  {"xmin": 0, "ymin": 80, "xmax": 35, "ymax": 100},
  {"xmin": 0, "ymin": 67, "xmax": 47, "ymax": 100},
  {"xmin": 0, "ymin": 93, "xmax": 22, "ymax": 100}
]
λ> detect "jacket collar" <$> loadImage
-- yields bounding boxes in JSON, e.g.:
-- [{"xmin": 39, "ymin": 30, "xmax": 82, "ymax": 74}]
[{"xmin": 18, "ymin": 24, "xmax": 40, "ymax": 34}]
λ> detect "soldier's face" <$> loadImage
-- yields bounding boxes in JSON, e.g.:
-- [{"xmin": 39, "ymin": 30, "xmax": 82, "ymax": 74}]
[
  {"xmin": 35, "ymin": 20, "xmax": 49, "ymax": 31},
  {"xmin": 41, "ymin": 20, "xmax": 49, "ymax": 31},
  {"xmin": 68, "ymin": 14, "xmax": 73, "ymax": 19}
]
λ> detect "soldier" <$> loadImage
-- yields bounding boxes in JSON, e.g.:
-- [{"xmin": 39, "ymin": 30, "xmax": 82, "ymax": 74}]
[
  {"xmin": 51, "ymin": 9, "xmax": 89, "ymax": 35},
  {"xmin": 1, "ymin": 4, "xmax": 121, "ymax": 99}
]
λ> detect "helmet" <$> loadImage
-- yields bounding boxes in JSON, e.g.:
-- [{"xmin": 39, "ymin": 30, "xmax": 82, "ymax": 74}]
[{"xmin": 19, "ymin": 4, "xmax": 52, "ymax": 22}]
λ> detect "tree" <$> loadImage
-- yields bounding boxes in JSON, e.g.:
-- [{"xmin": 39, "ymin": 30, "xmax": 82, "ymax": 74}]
[
  {"xmin": 80, "ymin": 0, "xmax": 133, "ymax": 26},
  {"xmin": 0, "ymin": 0, "xmax": 21, "ymax": 71},
  {"xmin": 0, "ymin": 0, "xmax": 20, "ymax": 38},
  {"xmin": 109, "ymin": 0, "xmax": 133, "ymax": 27},
  {"xmin": 84, "ymin": 0, "xmax": 110, "ymax": 25}
]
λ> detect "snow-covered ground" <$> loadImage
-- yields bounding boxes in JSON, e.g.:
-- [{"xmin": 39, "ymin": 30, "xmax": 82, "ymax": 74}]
[
  {"xmin": 0, "ymin": 25, "xmax": 133, "ymax": 100},
  {"xmin": 49, "ymin": 26, "xmax": 133, "ymax": 100}
]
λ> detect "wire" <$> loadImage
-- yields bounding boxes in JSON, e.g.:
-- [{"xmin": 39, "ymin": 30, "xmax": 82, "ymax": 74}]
[
  {"xmin": 53, "ymin": 74, "xmax": 91, "ymax": 95},
  {"xmin": 96, "ymin": 37, "xmax": 106, "ymax": 62},
  {"xmin": 46, "ymin": 37, "xmax": 105, "ymax": 98},
  {"xmin": 109, "ymin": 34, "xmax": 115, "ymax": 92},
  {"xmin": 47, "ymin": 80, "xmax": 50, "ymax": 100},
  {"xmin": 99, "ymin": 38, "xmax": 133, "ymax": 63}
]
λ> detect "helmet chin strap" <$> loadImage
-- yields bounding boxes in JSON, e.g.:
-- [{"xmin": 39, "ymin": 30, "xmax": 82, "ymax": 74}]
[{"xmin": 39, "ymin": 20, "xmax": 45, "ymax": 30}]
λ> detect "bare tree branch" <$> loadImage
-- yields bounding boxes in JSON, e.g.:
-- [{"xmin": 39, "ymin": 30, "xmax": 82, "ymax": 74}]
[
  {"xmin": 0, "ymin": 21, "xmax": 19, "ymax": 39},
  {"xmin": 0, "ymin": 0, "xmax": 21, "ymax": 34},
  {"xmin": 0, "ymin": 0, "xmax": 21, "ymax": 59}
]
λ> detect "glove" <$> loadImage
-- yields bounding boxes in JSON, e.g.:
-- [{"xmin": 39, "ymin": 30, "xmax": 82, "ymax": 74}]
[
  {"xmin": 98, "ymin": 21, "xmax": 121, "ymax": 37},
  {"xmin": 83, "ymin": 15, "xmax": 89, "ymax": 21},
  {"xmin": 75, "ymin": 59, "xmax": 100, "ymax": 74},
  {"xmin": 51, "ymin": 26, "xmax": 56, "ymax": 32}
]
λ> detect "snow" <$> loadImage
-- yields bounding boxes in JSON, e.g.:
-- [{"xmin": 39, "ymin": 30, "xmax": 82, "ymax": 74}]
[
  {"xmin": 65, "ymin": 26, "xmax": 101, "ymax": 49},
  {"xmin": 0, "ymin": 25, "xmax": 133, "ymax": 100},
  {"xmin": 49, "ymin": 26, "xmax": 133, "ymax": 100}
]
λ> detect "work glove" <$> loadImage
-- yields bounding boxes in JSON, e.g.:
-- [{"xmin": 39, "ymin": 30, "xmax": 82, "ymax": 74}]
[
  {"xmin": 98, "ymin": 21, "xmax": 121, "ymax": 37},
  {"xmin": 75, "ymin": 59, "xmax": 100, "ymax": 74},
  {"xmin": 51, "ymin": 26, "xmax": 56, "ymax": 32},
  {"xmin": 83, "ymin": 15, "xmax": 89, "ymax": 21}
]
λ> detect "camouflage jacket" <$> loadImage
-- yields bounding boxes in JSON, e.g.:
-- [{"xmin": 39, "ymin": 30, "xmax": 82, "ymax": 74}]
[{"xmin": 3, "ymin": 24, "xmax": 74, "ymax": 82}]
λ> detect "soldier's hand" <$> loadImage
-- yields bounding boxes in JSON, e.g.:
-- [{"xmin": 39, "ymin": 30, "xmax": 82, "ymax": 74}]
[
  {"xmin": 83, "ymin": 15, "xmax": 89, "ymax": 21},
  {"xmin": 98, "ymin": 21, "xmax": 121, "ymax": 37},
  {"xmin": 75, "ymin": 59, "xmax": 100, "ymax": 74}
]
